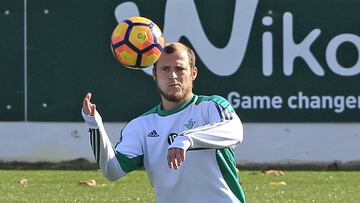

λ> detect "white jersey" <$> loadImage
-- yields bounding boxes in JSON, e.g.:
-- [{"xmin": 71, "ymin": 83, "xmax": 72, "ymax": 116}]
[{"xmin": 82, "ymin": 94, "xmax": 246, "ymax": 203}]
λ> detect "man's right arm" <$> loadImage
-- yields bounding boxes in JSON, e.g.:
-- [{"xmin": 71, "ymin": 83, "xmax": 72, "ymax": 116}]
[
  {"xmin": 82, "ymin": 110, "xmax": 127, "ymax": 181},
  {"xmin": 81, "ymin": 93, "xmax": 143, "ymax": 181}
]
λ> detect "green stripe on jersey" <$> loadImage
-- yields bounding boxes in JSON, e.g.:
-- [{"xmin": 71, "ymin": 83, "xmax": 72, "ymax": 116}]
[
  {"xmin": 196, "ymin": 95, "xmax": 235, "ymax": 113},
  {"xmin": 141, "ymin": 95, "xmax": 234, "ymax": 117},
  {"xmin": 142, "ymin": 95, "xmax": 197, "ymax": 117},
  {"xmin": 141, "ymin": 106, "xmax": 157, "ymax": 117},
  {"xmin": 115, "ymin": 151, "xmax": 144, "ymax": 173},
  {"xmin": 216, "ymin": 148, "xmax": 246, "ymax": 203}
]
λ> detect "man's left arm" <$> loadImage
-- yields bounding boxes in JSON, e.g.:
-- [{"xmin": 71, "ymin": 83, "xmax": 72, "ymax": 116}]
[
  {"xmin": 171, "ymin": 112, "xmax": 243, "ymax": 150},
  {"xmin": 167, "ymin": 98, "xmax": 243, "ymax": 169}
]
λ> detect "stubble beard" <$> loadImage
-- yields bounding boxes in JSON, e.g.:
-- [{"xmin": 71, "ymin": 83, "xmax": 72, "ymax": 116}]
[{"xmin": 155, "ymin": 80, "xmax": 192, "ymax": 103}]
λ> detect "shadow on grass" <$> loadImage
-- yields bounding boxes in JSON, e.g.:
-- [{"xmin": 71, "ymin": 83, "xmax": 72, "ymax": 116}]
[
  {"xmin": 237, "ymin": 160, "xmax": 360, "ymax": 171},
  {"xmin": 1, "ymin": 158, "xmax": 360, "ymax": 171},
  {"xmin": 0, "ymin": 158, "xmax": 98, "ymax": 170}
]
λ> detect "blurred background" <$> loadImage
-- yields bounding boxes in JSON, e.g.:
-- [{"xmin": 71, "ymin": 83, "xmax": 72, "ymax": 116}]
[{"xmin": 1, "ymin": 0, "xmax": 359, "ymax": 169}]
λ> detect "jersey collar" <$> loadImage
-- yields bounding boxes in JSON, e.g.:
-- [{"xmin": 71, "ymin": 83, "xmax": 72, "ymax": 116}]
[{"xmin": 157, "ymin": 95, "xmax": 197, "ymax": 116}]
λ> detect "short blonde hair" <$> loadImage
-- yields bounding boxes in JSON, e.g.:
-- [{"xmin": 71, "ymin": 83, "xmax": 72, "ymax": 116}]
[{"xmin": 154, "ymin": 42, "xmax": 196, "ymax": 69}]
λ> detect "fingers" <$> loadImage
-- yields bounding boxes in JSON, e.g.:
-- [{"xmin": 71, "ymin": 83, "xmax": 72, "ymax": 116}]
[
  {"xmin": 83, "ymin": 93, "xmax": 91, "ymax": 105},
  {"xmin": 167, "ymin": 148, "xmax": 186, "ymax": 170},
  {"xmin": 82, "ymin": 92, "xmax": 95, "ymax": 116},
  {"xmin": 85, "ymin": 92, "xmax": 92, "ymax": 100},
  {"xmin": 91, "ymin": 104, "xmax": 96, "ymax": 116},
  {"xmin": 83, "ymin": 93, "xmax": 91, "ymax": 104}
]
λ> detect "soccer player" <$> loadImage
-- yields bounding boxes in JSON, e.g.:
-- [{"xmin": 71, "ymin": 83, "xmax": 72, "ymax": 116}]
[{"xmin": 82, "ymin": 42, "xmax": 246, "ymax": 203}]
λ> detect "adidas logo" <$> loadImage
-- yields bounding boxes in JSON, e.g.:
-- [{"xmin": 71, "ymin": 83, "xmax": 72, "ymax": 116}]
[{"xmin": 147, "ymin": 130, "xmax": 159, "ymax": 137}]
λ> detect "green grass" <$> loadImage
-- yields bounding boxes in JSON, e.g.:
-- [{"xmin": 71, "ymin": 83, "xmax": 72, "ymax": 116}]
[
  {"xmin": 0, "ymin": 170, "xmax": 154, "ymax": 202},
  {"xmin": 1, "ymin": 170, "xmax": 359, "ymax": 202},
  {"xmin": 243, "ymin": 171, "xmax": 360, "ymax": 202}
]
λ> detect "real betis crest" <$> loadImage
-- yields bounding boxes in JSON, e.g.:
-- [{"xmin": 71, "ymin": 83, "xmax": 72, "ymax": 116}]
[{"xmin": 185, "ymin": 119, "xmax": 196, "ymax": 129}]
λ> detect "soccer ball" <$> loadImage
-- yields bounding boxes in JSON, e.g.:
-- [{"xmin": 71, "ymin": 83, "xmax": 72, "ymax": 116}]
[{"xmin": 110, "ymin": 16, "xmax": 165, "ymax": 69}]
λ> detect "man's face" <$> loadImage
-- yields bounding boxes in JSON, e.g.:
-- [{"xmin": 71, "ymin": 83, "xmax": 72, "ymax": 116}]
[{"xmin": 153, "ymin": 49, "xmax": 197, "ymax": 103}]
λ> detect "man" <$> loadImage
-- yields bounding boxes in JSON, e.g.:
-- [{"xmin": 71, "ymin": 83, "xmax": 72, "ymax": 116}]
[{"xmin": 82, "ymin": 42, "xmax": 246, "ymax": 203}]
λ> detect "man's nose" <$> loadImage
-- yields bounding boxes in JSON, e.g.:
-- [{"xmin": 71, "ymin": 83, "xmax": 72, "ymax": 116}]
[{"xmin": 168, "ymin": 69, "xmax": 178, "ymax": 79}]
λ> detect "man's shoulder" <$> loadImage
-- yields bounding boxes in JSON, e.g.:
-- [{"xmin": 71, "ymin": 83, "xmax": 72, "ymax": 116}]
[
  {"xmin": 196, "ymin": 95, "xmax": 229, "ymax": 105},
  {"xmin": 123, "ymin": 105, "xmax": 158, "ymax": 131},
  {"xmin": 196, "ymin": 95, "xmax": 234, "ymax": 112},
  {"xmin": 140, "ymin": 105, "xmax": 159, "ymax": 117}
]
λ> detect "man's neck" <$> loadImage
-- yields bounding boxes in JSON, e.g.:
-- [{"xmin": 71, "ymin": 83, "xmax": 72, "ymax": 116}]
[{"xmin": 161, "ymin": 93, "xmax": 194, "ymax": 111}]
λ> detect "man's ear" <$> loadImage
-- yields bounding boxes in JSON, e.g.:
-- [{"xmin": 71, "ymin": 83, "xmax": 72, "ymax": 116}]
[{"xmin": 192, "ymin": 66, "xmax": 198, "ymax": 80}]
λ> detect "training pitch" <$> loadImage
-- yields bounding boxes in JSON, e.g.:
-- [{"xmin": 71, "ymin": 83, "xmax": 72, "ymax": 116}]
[{"xmin": 0, "ymin": 170, "xmax": 359, "ymax": 202}]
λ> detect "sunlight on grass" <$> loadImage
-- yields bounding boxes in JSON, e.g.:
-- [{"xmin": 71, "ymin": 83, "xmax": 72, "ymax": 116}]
[{"xmin": 0, "ymin": 170, "xmax": 359, "ymax": 202}]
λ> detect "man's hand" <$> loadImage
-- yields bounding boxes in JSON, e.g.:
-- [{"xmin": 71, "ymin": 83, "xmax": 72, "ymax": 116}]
[
  {"xmin": 82, "ymin": 92, "xmax": 96, "ymax": 116},
  {"xmin": 167, "ymin": 148, "xmax": 186, "ymax": 170}
]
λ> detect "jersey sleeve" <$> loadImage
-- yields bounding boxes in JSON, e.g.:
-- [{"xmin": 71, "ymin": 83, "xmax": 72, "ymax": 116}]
[
  {"xmin": 113, "ymin": 121, "xmax": 144, "ymax": 173},
  {"xmin": 170, "ymin": 96, "xmax": 243, "ymax": 150},
  {"xmin": 82, "ymin": 110, "xmax": 143, "ymax": 181}
]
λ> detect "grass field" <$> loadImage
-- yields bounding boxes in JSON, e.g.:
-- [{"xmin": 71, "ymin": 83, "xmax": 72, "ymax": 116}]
[{"xmin": 1, "ymin": 170, "xmax": 359, "ymax": 202}]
